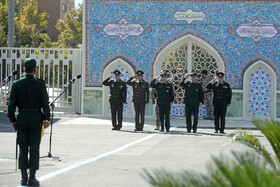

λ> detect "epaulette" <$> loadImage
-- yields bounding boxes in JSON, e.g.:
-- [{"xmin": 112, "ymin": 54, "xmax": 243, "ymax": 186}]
[{"xmin": 36, "ymin": 78, "xmax": 45, "ymax": 83}]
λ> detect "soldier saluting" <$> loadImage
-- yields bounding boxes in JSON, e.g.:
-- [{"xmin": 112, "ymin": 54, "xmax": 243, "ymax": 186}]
[
  {"xmin": 206, "ymin": 72, "xmax": 232, "ymax": 134},
  {"xmin": 7, "ymin": 58, "xmax": 50, "ymax": 186},
  {"xmin": 150, "ymin": 72, "xmax": 174, "ymax": 132},
  {"xmin": 180, "ymin": 73, "xmax": 204, "ymax": 133},
  {"xmin": 126, "ymin": 70, "xmax": 149, "ymax": 131},
  {"xmin": 103, "ymin": 69, "xmax": 127, "ymax": 130}
]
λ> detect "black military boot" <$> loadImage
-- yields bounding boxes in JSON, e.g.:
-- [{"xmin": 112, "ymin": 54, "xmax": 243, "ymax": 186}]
[
  {"xmin": 28, "ymin": 169, "xmax": 40, "ymax": 186},
  {"xmin": 21, "ymin": 169, "xmax": 28, "ymax": 186}
]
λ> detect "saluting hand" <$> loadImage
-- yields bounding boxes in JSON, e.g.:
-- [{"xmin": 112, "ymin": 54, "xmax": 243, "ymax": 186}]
[
  {"xmin": 109, "ymin": 75, "xmax": 113, "ymax": 79},
  {"xmin": 133, "ymin": 75, "xmax": 137, "ymax": 79},
  {"xmin": 185, "ymin": 74, "xmax": 190, "ymax": 79},
  {"xmin": 11, "ymin": 122, "xmax": 17, "ymax": 131}
]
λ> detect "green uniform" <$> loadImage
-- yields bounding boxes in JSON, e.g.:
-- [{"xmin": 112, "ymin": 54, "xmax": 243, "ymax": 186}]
[
  {"xmin": 206, "ymin": 81, "xmax": 232, "ymax": 132},
  {"xmin": 102, "ymin": 78, "xmax": 127, "ymax": 130},
  {"xmin": 150, "ymin": 79, "xmax": 174, "ymax": 131},
  {"xmin": 126, "ymin": 77, "xmax": 149, "ymax": 130},
  {"xmin": 7, "ymin": 75, "xmax": 50, "ymax": 170},
  {"xmin": 180, "ymin": 79, "xmax": 204, "ymax": 132}
]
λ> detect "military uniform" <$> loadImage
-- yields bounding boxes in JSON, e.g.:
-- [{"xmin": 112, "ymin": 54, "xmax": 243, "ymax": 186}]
[
  {"xmin": 206, "ymin": 72, "xmax": 232, "ymax": 133},
  {"xmin": 180, "ymin": 74, "xmax": 204, "ymax": 133},
  {"xmin": 151, "ymin": 88, "xmax": 160, "ymax": 130},
  {"xmin": 150, "ymin": 73, "xmax": 174, "ymax": 132},
  {"xmin": 201, "ymin": 71, "xmax": 214, "ymax": 119},
  {"xmin": 7, "ymin": 58, "xmax": 50, "ymax": 186},
  {"xmin": 102, "ymin": 70, "xmax": 127, "ymax": 130},
  {"xmin": 126, "ymin": 70, "xmax": 149, "ymax": 131}
]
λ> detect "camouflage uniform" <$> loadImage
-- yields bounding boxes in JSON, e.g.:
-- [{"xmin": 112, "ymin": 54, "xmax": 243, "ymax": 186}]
[{"xmin": 201, "ymin": 74, "xmax": 214, "ymax": 119}]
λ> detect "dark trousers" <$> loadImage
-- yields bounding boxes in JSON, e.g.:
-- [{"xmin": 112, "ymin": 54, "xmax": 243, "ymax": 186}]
[
  {"xmin": 134, "ymin": 102, "xmax": 145, "ymax": 130},
  {"xmin": 214, "ymin": 103, "xmax": 227, "ymax": 132},
  {"xmin": 111, "ymin": 103, "xmax": 123, "ymax": 129},
  {"xmin": 17, "ymin": 127, "xmax": 41, "ymax": 170},
  {"xmin": 158, "ymin": 104, "xmax": 171, "ymax": 131},
  {"xmin": 185, "ymin": 104, "xmax": 199, "ymax": 132}
]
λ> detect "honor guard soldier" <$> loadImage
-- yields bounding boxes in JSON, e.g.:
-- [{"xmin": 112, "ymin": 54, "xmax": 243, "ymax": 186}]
[
  {"xmin": 206, "ymin": 72, "xmax": 232, "ymax": 134},
  {"xmin": 201, "ymin": 70, "xmax": 214, "ymax": 120},
  {"xmin": 7, "ymin": 58, "xmax": 50, "ymax": 186},
  {"xmin": 103, "ymin": 69, "xmax": 127, "ymax": 130},
  {"xmin": 180, "ymin": 73, "xmax": 204, "ymax": 133},
  {"xmin": 126, "ymin": 70, "xmax": 149, "ymax": 131},
  {"xmin": 150, "ymin": 72, "xmax": 174, "ymax": 132}
]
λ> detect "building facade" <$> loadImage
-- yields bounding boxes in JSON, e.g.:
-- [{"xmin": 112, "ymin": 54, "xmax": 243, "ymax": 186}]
[
  {"xmin": 82, "ymin": 0, "xmax": 280, "ymax": 120},
  {"xmin": 37, "ymin": 0, "xmax": 75, "ymax": 41}
]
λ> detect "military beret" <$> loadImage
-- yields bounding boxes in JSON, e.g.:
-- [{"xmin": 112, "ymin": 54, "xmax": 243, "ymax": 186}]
[
  {"xmin": 136, "ymin": 70, "xmax": 144, "ymax": 75},
  {"xmin": 161, "ymin": 69, "xmax": 169, "ymax": 73},
  {"xmin": 113, "ymin": 69, "xmax": 121, "ymax": 75},
  {"xmin": 201, "ymin": 70, "xmax": 208, "ymax": 75},
  {"xmin": 160, "ymin": 72, "xmax": 168, "ymax": 76},
  {"xmin": 24, "ymin": 58, "xmax": 37, "ymax": 70},
  {"xmin": 217, "ymin": 72, "xmax": 225, "ymax": 77},
  {"xmin": 191, "ymin": 73, "xmax": 197, "ymax": 76}
]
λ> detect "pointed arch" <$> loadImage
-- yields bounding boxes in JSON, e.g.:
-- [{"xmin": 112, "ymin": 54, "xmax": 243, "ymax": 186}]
[
  {"xmin": 243, "ymin": 60, "xmax": 277, "ymax": 120},
  {"xmin": 102, "ymin": 58, "xmax": 135, "ymax": 117},
  {"xmin": 239, "ymin": 56, "xmax": 280, "ymax": 89},
  {"xmin": 102, "ymin": 54, "xmax": 137, "ymax": 79},
  {"xmin": 150, "ymin": 30, "xmax": 227, "ymax": 78}
]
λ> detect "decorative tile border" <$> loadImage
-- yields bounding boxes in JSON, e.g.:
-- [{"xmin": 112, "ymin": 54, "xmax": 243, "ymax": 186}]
[
  {"xmin": 149, "ymin": 29, "xmax": 229, "ymax": 80},
  {"xmin": 238, "ymin": 56, "xmax": 280, "ymax": 89}
]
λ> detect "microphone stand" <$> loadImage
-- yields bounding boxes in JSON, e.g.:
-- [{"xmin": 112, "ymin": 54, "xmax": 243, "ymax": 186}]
[
  {"xmin": 41, "ymin": 79, "xmax": 77, "ymax": 161},
  {"xmin": 0, "ymin": 77, "xmax": 12, "ymax": 88}
]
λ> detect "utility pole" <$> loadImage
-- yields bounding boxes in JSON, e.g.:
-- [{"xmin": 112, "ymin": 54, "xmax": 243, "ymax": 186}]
[{"xmin": 8, "ymin": 0, "xmax": 15, "ymax": 47}]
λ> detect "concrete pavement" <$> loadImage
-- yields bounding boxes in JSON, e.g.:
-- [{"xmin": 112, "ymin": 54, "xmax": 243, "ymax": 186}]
[{"xmin": 0, "ymin": 112, "xmax": 266, "ymax": 187}]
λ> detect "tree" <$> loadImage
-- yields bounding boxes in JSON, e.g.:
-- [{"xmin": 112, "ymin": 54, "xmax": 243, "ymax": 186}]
[
  {"xmin": 55, "ymin": 4, "xmax": 82, "ymax": 48},
  {"xmin": 15, "ymin": 0, "xmax": 49, "ymax": 47},
  {"xmin": 0, "ymin": 0, "xmax": 8, "ymax": 46},
  {"xmin": 0, "ymin": 0, "xmax": 50, "ymax": 47}
]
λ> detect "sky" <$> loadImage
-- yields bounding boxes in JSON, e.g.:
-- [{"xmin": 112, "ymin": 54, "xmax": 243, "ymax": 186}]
[{"xmin": 75, "ymin": 0, "xmax": 83, "ymax": 8}]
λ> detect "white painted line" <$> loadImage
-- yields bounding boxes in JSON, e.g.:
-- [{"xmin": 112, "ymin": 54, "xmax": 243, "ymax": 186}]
[{"xmin": 35, "ymin": 127, "xmax": 177, "ymax": 183}]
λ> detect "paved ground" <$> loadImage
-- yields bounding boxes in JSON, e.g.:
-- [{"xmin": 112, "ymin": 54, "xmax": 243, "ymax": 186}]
[{"xmin": 0, "ymin": 112, "xmax": 269, "ymax": 187}]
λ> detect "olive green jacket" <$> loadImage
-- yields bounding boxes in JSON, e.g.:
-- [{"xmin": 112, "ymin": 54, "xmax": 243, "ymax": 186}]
[
  {"xmin": 126, "ymin": 77, "xmax": 149, "ymax": 103},
  {"xmin": 180, "ymin": 79, "xmax": 204, "ymax": 106},
  {"xmin": 7, "ymin": 75, "xmax": 50, "ymax": 126},
  {"xmin": 150, "ymin": 79, "xmax": 174, "ymax": 105}
]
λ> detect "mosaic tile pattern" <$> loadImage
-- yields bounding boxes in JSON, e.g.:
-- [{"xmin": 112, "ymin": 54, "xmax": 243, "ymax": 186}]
[
  {"xmin": 85, "ymin": 1, "xmax": 280, "ymax": 89},
  {"xmin": 110, "ymin": 65, "xmax": 130, "ymax": 112},
  {"xmin": 249, "ymin": 67, "xmax": 271, "ymax": 115},
  {"xmin": 170, "ymin": 106, "xmax": 207, "ymax": 117}
]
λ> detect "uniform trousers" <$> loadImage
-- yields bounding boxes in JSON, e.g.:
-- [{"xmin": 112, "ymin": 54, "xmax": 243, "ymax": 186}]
[
  {"xmin": 185, "ymin": 104, "xmax": 199, "ymax": 132},
  {"xmin": 214, "ymin": 103, "xmax": 227, "ymax": 132},
  {"xmin": 134, "ymin": 103, "xmax": 145, "ymax": 130},
  {"xmin": 111, "ymin": 103, "xmax": 123, "ymax": 129},
  {"xmin": 155, "ymin": 103, "xmax": 160, "ymax": 128},
  {"xmin": 204, "ymin": 93, "xmax": 214, "ymax": 118},
  {"xmin": 17, "ymin": 124, "xmax": 41, "ymax": 170},
  {"xmin": 158, "ymin": 104, "xmax": 171, "ymax": 131}
]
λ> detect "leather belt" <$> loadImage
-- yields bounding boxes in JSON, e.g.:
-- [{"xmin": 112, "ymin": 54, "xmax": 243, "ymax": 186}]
[{"xmin": 19, "ymin": 108, "xmax": 40, "ymax": 112}]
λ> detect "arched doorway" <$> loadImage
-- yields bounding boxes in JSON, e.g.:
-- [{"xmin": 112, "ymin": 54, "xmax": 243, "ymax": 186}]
[
  {"xmin": 102, "ymin": 58, "xmax": 135, "ymax": 117},
  {"xmin": 243, "ymin": 61, "xmax": 277, "ymax": 120},
  {"xmin": 154, "ymin": 35, "xmax": 224, "ymax": 117}
]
